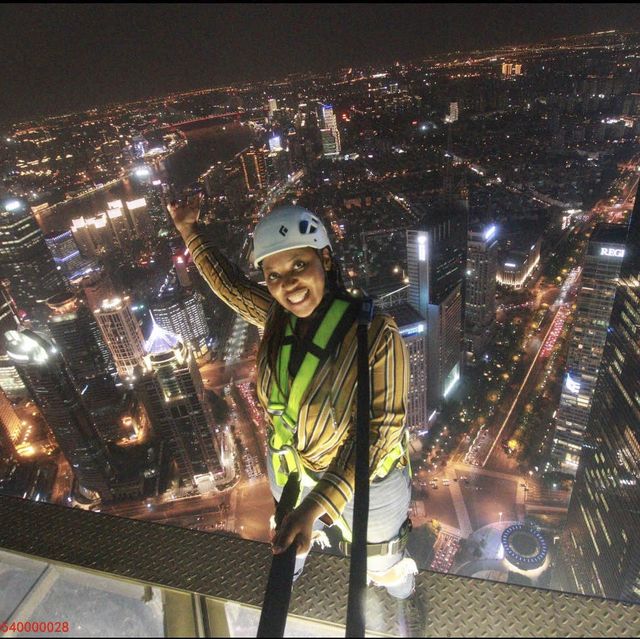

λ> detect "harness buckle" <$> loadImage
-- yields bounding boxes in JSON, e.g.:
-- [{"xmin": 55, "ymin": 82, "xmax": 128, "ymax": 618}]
[{"xmin": 267, "ymin": 403, "xmax": 286, "ymax": 416}]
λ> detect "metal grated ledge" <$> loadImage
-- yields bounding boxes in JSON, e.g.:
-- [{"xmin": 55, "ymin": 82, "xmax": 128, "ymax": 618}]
[{"xmin": 0, "ymin": 494, "xmax": 638, "ymax": 637}]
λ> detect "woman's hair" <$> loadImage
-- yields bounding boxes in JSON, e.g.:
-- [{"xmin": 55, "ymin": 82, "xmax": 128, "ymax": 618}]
[{"xmin": 259, "ymin": 248, "xmax": 347, "ymax": 398}]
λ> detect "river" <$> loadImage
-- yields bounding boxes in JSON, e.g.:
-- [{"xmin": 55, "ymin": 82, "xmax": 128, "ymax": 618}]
[{"xmin": 40, "ymin": 122, "xmax": 254, "ymax": 234}]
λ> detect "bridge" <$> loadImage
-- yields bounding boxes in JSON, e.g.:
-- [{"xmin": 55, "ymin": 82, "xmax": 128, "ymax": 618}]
[{"xmin": 144, "ymin": 111, "xmax": 244, "ymax": 134}]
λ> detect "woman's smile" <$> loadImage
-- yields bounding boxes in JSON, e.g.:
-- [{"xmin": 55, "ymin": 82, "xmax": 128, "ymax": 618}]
[{"xmin": 263, "ymin": 247, "xmax": 332, "ymax": 318}]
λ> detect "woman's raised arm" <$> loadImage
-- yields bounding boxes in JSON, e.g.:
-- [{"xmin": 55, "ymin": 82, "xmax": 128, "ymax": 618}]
[{"xmin": 169, "ymin": 194, "xmax": 273, "ymax": 328}]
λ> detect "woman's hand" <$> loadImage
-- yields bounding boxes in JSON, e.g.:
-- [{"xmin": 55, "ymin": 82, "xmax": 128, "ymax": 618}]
[
  {"xmin": 272, "ymin": 499, "xmax": 325, "ymax": 557},
  {"xmin": 167, "ymin": 192, "xmax": 203, "ymax": 238}
]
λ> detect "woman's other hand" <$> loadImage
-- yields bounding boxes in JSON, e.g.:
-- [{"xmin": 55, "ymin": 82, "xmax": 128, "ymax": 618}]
[
  {"xmin": 272, "ymin": 499, "xmax": 325, "ymax": 557},
  {"xmin": 167, "ymin": 192, "xmax": 202, "ymax": 237}
]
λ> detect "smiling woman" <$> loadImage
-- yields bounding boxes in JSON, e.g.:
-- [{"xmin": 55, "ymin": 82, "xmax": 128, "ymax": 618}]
[{"xmin": 168, "ymin": 197, "xmax": 419, "ymax": 611}]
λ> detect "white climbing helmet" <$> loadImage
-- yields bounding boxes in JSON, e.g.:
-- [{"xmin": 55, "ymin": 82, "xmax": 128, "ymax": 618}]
[{"xmin": 252, "ymin": 205, "xmax": 332, "ymax": 268}]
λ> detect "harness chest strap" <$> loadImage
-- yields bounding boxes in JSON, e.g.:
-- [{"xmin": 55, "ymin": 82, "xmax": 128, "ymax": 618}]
[
  {"xmin": 267, "ymin": 297, "xmax": 352, "ymax": 489},
  {"xmin": 266, "ymin": 297, "xmax": 410, "ymax": 543}
]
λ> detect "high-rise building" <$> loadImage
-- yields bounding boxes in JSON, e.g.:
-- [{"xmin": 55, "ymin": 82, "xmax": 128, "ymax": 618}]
[
  {"xmin": 553, "ymin": 202, "xmax": 640, "ymax": 603},
  {"xmin": 150, "ymin": 289, "xmax": 210, "ymax": 361},
  {"xmin": 267, "ymin": 98, "xmax": 278, "ymax": 118},
  {"xmin": 239, "ymin": 146, "xmax": 268, "ymax": 192},
  {"xmin": 0, "ymin": 283, "xmax": 26, "ymax": 399},
  {"xmin": 496, "ymin": 237, "xmax": 542, "ymax": 289},
  {"xmin": 0, "ymin": 388, "xmax": 25, "ymax": 457},
  {"xmin": 501, "ymin": 62, "xmax": 522, "ymax": 77},
  {"xmin": 70, "ymin": 200, "xmax": 152, "ymax": 257},
  {"xmin": 386, "ymin": 303, "xmax": 429, "ymax": 434},
  {"xmin": 407, "ymin": 201, "xmax": 467, "ymax": 409},
  {"xmin": 104, "ymin": 204, "xmax": 134, "ymax": 250},
  {"xmin": 268, "ymin": 135, "xmax": 283, "ymax": 152},
  {"xmin": 319, "ymin": 104, "xmax": 341, "ymax": 157},
  {"xmin": 446, "ymin": 101, "xmax": 459, "ymax": 123},
  {"xmin": 0, "ymin": 198, "xmax": 68, "ymax": 323},
  {"xmin": 265, "ymin": 149, "xmax": 290, "ymax": 185},
  {"xmin": 47, "ymin": 292, "xmax": 116, "ymax": 383},
  {"xmin": 50, "ymin": 288, "xmax": 126, "ymax": 445},
  {"xmin": 131, "ymin": 135, "xmax": 149, "ymax": 158},
  {"xmin": 70, "ymin": 216, "xmax": 100, "ymax": 257},
  {"xmin": 5, "ymin": 329, "xmax": 113, "ymax": 501},
  {"xmin": 550, "ymin": 224, "xmax": 626, "ymax": 475},
  {"xmin": 80, "ymin": 270, "xmax": 117, "ymax": 312},
  {"xmin": 45, "ymin": 231, "xmax": 95, "ymax": 283},
  {"xmin": 122, "ymin": 198, "xmax": 155, "ymax": 240},
  {"xmin": 93, "ymin": 296, "xmax": 146, "ymax": 382},
  {"xmin": 465, "ymin": 224, "xmax": 498, "ymax": 359},
  {"xmin": 135, "ymin": 322, "xmax": 222, "ymax": 492}
]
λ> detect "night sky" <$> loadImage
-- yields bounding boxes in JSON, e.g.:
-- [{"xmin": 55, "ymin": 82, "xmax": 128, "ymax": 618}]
[{"xmin": 2, "ymin": 3, "xmax": 640, "ymax": 124}]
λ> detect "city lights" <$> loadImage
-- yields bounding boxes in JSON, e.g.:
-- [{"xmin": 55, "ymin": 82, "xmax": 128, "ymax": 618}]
[
  {"xmin": 0, "ymin": 15, "xmax": 638, "ymax": 623},
  {"xmin": 4, "ymin": 199, "xmax": 22, "ymax": 212},
  {"xmin": 127, "ymin": 198, "xmax": 146, "ymax": 210},
  {"xmin": 134, "ymin": 166, "xmax": 151, "ymax": 178},
  {"xmin": 5, "ymin": 330, "xmax": 50, "ymax": 365}
]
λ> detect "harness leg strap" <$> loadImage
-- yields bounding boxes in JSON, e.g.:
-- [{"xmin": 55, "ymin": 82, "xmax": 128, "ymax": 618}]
[{"xmin": 338, "ymin": 518, "xmax": 413, "ymax": 557}]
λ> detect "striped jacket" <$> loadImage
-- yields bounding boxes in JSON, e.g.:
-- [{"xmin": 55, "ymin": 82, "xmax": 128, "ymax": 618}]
[{"xmin": 187, "ymin": 232, "xmax": 410, "ymax": 522}]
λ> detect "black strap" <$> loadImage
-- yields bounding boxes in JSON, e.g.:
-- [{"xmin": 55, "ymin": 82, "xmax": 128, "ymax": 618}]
[
  {"xmin": 345, "ymin": 297, "xmax": 375, "ymax": 638},
  {"xmin": 257, "ymin": 473, "xmax": 301, "ymax": 638},
  {"xmin": 288, "ymin": 294, "xmax": 360, "ymax": 379}
]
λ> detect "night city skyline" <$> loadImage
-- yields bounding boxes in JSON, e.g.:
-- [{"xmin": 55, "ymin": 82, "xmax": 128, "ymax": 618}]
[
  {"xmin": 2, "ymin": 4, "xmax": 640, "ymax": 123},
  {"xmin": 0, "ymin": 6, "xmax": 639, "ymax": 636}
]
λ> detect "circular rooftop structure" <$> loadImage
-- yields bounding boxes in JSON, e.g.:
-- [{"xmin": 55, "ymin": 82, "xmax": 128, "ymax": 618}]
[
  {"xmin": 501, "ymin": 524, "xmax": 548, "ymax": 571},
  {"xmin": 46, "ymin": 292, "xmax": 78, "ymax": 312}
]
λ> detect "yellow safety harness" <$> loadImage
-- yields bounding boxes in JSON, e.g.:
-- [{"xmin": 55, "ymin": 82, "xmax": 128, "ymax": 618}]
[{"xmin": 266, "ymin": 296, "xmax": 409, "ymax": 544}]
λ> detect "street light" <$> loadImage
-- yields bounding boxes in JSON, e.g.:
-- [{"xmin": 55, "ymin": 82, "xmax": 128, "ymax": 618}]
[{"xmin": 499, "ymin": 512, "xmax": 503, "ymax": 523}]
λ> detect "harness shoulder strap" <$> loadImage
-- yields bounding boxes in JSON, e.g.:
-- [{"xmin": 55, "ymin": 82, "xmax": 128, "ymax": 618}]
[{"xmin": 267, "ymin": 297, "xmax": 359, "ymax": 487}]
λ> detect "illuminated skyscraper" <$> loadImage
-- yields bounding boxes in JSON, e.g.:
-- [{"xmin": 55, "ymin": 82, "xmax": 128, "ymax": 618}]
[
  {"xmin": 550, "ymin": 224, "xmax": 626, "ymax": 475},
  {"xmin": 0, "ymin": 198, "xmax": 68, "ymax": 323},
  {"xmin": 501, "ymin": 62, "xmax": 522, "ymax": 77},
  {"xmin": 407, "ymin": 201, "xmax": 467, "ymax": 410},
  {"xmin": 496, "ymin": 235, "xmax": 542, "ymax": 289},
  {"xmin": 387, "ymin": 303, "xmax": 429, "ymax": 434},
  {"xmin": 54, "ymin": 279, "xmax": 124, "ymax": 444},
  {"xmin": 554, "ymin": 203, "xmax": 640, "ymax": 603},
  {"xmin": 239, "ymin": 146, "xmax": 268, "ymax": 192},
  {"xmin": 407, "ymin": 230, "xmax": 429, "ymax": 319},
  {"xmin": 70, "ymin": 217, "xmax": 100, "ymax": 257},
  {"xmin": 0, "ymin": 283, "xmax": 26, "ymax": 399},
  {"xmin": 80, "ymin": 270, "xmax": 116, "ymax": 312},
  {"xmin": 45, "ymin": 231, "xmax": 95, "ymax": 283},
  {"xmin": 5, "ymin": 329, "xmax": 113, "ymax": 501},
  {"xmin": 70, "ymin": 200, "xmax": 151, "ymax": 257},
  {"xmin": 104, "ymin": 204, "xmax": 134, "ymax": 250},
  {"xmin": 446, "ymin": 101, "xmax": 459, "ymax": 123},
  {"xmin": 150, "ymin": 289, "xmax": 210, "ymax": 361},
  {"xmin": 465, "ymin": 224, "xmax": 498, "ymax": 359},
  {"xmin": 136, "ymin": 323, "xmax": 222, "ymax": 492},
  {"xmin": 93, "ymin": 297, "xmax": 146, "ymax": 382},
  {"xmin": 122, "ymin": 198, "xmax": 155, "ymax": 240},
  {"xmin": 319, "ymin": 104, "xmax": 341, "ymax": 157},
  {"xmin": 267, "ymin": 98, "xmax": 278, "ymax": 118},
  {"xmin": 269, "ymin": 135, "xmax": 283, "ymax": 152},
  {"xmin": 0, "ymin": 388, "xmax": 24, "ymax": 457},
  {"xmin": 47, "ymin": 292, "xmax": 116, "ymax": 382},
  {"xmin": 172, "ymin": 249, "xmax": 193, "ymax": 288}
]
